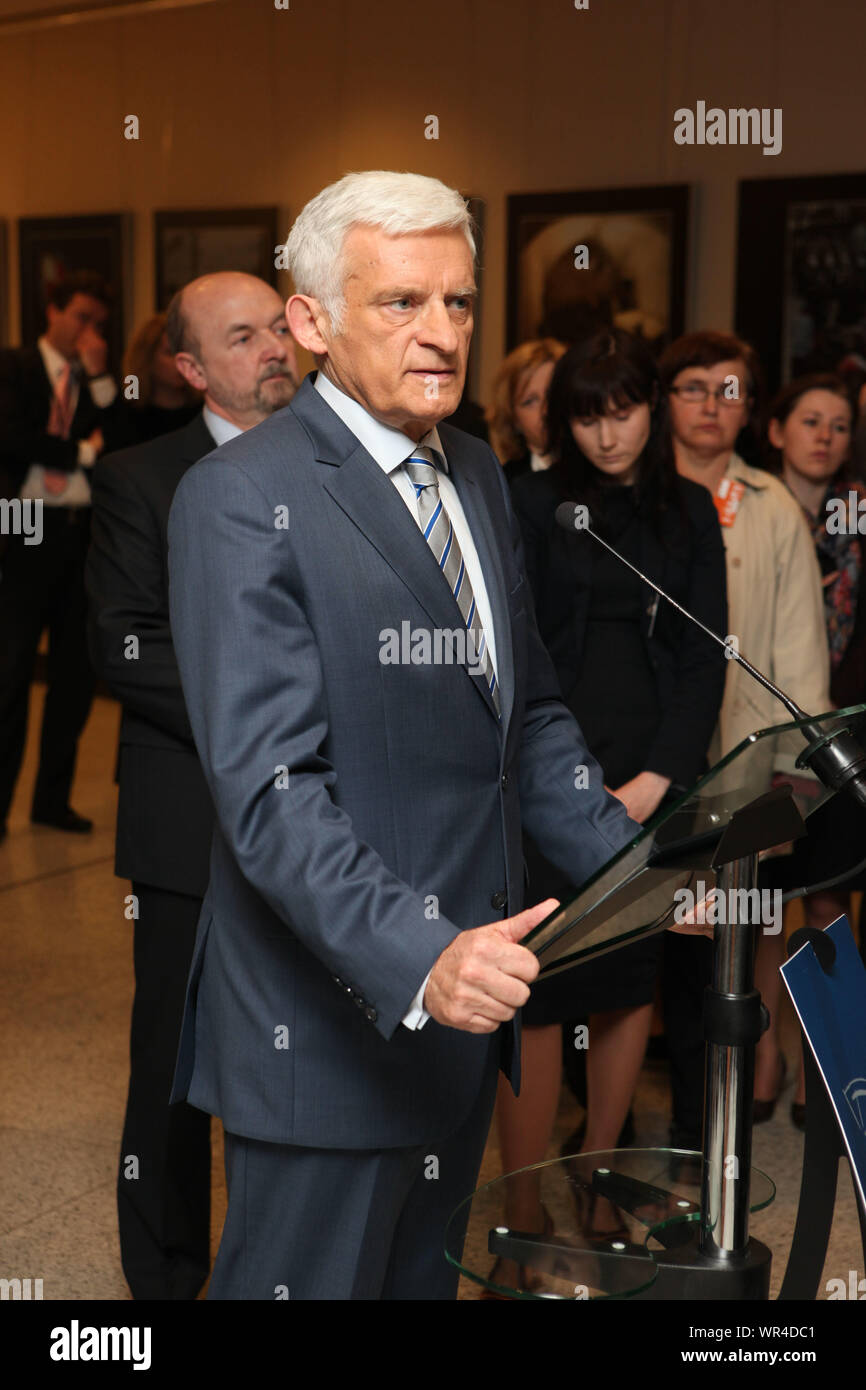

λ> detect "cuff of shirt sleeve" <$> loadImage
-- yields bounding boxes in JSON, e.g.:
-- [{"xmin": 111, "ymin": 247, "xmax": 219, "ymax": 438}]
[
  {"xmin": 401, "ymin": 968, "xmax": 433, "ymax": 1030},
  {"xmin": 88, "ymin": 376, "xmax": 117, "ymax": 408},
  {"xmin": 77, "ymin": 440, "xmax": 96, "ymax": 467}
]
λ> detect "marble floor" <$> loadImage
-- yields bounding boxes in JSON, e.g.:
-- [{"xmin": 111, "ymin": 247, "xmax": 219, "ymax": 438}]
[{"xmin": 1, "ymin": 687, "xmax": 863, "ymax": 1301}]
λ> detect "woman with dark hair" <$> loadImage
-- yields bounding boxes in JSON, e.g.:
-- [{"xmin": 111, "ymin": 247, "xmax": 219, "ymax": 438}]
[
  {"xmin": 761, "ymin": 372, "xmax": 866, "ymax": 1125},
  {"xmin": 487, "ymin": 329, "xmax": 727, "ymax": 1288}
]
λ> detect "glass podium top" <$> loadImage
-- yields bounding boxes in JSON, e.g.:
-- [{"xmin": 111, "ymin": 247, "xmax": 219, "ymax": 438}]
[
  {"xmin": 526, "ymin": 705, "xmax": 866, "ymax": 980},
  {"xmin": 444, "ymin": 1149, "xmax": 776, "ymax": 1300}
]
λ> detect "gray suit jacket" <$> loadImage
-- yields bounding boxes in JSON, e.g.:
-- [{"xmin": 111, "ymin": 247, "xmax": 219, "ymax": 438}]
[{"xmin": 167, "ymin": 376, "xmax": 636, "ymax": 1149}]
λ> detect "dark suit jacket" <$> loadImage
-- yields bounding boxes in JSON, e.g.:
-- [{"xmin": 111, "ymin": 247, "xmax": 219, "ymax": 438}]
[
  {"xmin": 86, "ymin": 412, "xmax": 215, "ymax": 897},
  {"xmin": 502, "ymin": 451, "xmax": 532, "ymax": 487},
  {"xmin": 167, "ymin": 377, "xmax": 638, "ymax": 1150},
  {"xmin": 510, "ymin": 469, "xmax": 728, "ymax": 792},
  {"xmin": 0, "ymin": 345, "xmax": 112, "ymax": 500}
]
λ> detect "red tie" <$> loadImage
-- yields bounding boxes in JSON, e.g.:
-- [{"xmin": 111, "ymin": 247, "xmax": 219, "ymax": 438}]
[{"xmin": 47, "ymin": 364, "xmax": 74, "ymax": 439}]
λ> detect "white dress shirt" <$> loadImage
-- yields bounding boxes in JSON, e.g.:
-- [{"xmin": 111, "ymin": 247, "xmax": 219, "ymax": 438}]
[
  {"xmin": 203, "ymin": 404, "xmax": 244, "ymax": 447},
  {"xmin": 314, "ymin": 370, "xmax": 501, "ymax": 1030},
  {"xmin": 19, "ymin": 336, "xmax": 117, "ymax": 507}
]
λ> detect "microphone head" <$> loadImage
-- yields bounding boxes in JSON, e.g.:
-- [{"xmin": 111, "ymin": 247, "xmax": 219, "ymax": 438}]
[{"xmin": 554, "ymin": 500, "xmax": 593, "ymax": 534}]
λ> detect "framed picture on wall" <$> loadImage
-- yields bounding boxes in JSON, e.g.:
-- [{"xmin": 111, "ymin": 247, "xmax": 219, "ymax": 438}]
[
  {"xmin": 0, "ymin": 219, "xmax": 8, "ymax": 345},
  {"xmin": 18, "ymin": 213, "xmax": 127, "ymax": 370},
  {"xmin": 736, "ymin": 172, "xmax": 866, "ymax": 394},
  {"xmin": 154, "ymin": 207, "xmax": 280, "ymax": 309},
  {"xmin": 506, "ymin": 185, "xmax": 689, "ymax": 352}
]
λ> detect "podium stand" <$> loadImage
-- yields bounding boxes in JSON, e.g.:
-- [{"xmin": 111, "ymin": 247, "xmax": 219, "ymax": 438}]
[{"xmin": 445, "ymin": 704, "xmax": 866, "ymax": 1299}]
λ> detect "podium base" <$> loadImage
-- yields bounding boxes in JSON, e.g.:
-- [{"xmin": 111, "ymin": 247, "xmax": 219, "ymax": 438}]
[{"xmin": 636, "ymin": 1232, "xmax": 772, "ymax": 1301}]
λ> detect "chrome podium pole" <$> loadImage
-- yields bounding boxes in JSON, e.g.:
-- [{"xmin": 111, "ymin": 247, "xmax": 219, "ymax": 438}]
[{"xmin": 699, "ymin": 853, "xmax": 761, "ymax": 1257}]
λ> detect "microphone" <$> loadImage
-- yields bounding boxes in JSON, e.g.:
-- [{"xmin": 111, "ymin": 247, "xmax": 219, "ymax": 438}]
[{"xmin": 553, "ymin": 500, "xmax": 866, "ymax": 810}]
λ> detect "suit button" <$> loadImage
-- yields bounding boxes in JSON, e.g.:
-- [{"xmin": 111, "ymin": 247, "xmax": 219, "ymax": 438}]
[
  {"xmin": 500, "ymin": 773, "xmax": 509, "ymax": 790},
  {"xmin": 491, "ymin": 890, "xmax": 507, "ymax": 910},
  {"xmin": 365, "ymin": 1006, "xmax": 378, "ymax": 1022}
]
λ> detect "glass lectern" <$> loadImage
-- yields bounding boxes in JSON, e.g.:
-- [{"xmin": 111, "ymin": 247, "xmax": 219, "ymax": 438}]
[{"xmin": 446, "ymin": 704, "xmax": 866, "ymax": 1300}]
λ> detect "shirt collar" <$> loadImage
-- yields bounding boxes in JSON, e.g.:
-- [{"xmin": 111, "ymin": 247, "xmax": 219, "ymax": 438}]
[
  {"xmin": 726, "ymin": 451, "xmax": 768, "ymax": 491},
  {"xmin": 530, "ymin": 450, "xmax": 552, "ymax": 472},
  {"xmin": 38, "ymin": 335, "xmax": 75, "ymax": 384},
  {"xmin": 314, "ymin": 370, "xmax": 447, "ymax": 475},
  {"xmin": 203, "ymin": 405, "xmax": 245, "ymax": 447}
]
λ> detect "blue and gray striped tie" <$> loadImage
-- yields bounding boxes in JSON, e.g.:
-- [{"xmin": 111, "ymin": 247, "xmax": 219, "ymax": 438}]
[{"xmin": 403, "ymin": 448, "xmax": 500, "ymax": 715}]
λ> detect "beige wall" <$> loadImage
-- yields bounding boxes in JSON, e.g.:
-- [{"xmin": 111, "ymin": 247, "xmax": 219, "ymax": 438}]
[{"xmin": 0, "ymin": 0, "xmax": 864, "ymax": 400}]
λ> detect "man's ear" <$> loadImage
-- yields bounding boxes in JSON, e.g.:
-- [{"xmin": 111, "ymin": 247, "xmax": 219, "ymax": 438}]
[
  {"xmin": 287, "ymin": 294, "xmax": 331, "ymax": 356},
  {"xmin": 175, "ymin": 353, "xmax": 207, "ymax": 393}
]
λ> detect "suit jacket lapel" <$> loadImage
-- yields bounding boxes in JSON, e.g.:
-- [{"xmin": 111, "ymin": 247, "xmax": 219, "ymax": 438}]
[
  {"xmin": 178, "ymin": 411, "xmax": 216, "ymax": 465},
  {"xmin": 28, "ymin": 347, "xmax": 54, "ymax": 422}
]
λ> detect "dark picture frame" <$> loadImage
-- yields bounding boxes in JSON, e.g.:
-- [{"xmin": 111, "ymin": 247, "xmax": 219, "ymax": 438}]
[
  {"xmin": 736, "ymin": 172, "xmax": 866, "ymax": 395},
  {"xmin": 18, "ymin": 213, "xmax": 127, "ymax": 370},
  {"xmin": 506, "ymin": 185, "xmax": 690, "ymax": 352},
  {"xmin": 154, "ymin": 207, "xmax": 280, "ymax": 309},
  {"xmin": 0, "ymin": 219, "xmax": 8, "ymax": 346}
]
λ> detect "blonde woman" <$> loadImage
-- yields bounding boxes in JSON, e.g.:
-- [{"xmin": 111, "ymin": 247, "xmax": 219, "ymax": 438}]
[
  {"xmin": 103, "ymin": 312, "xmax": 200, "ymax": 452},
  {"xmin": 487, "ymin": 338, "xmax": 566, "ymax": 483}
]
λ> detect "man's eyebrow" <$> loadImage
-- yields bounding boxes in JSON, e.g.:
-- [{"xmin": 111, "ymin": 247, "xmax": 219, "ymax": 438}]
[{"xmin": 374, "ymin": 285, "xmax": 477, "ymax": 299}]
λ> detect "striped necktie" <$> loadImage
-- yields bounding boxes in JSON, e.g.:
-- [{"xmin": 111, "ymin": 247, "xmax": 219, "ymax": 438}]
[{"xmin": 402, "ymin": 447, "xmax": 500, "ymax": 715}]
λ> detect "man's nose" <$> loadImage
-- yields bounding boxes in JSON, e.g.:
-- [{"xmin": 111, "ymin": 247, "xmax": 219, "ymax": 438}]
[
  {"xmin": 419, "ymin": 300, "xmax": 459, "ymax": 354},
  {"xmin": 261, "ymin": 329, "xmax": 288, "ymax": 359}
]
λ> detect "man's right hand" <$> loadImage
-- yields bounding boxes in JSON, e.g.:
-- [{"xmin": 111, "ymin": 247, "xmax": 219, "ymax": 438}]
[
  {"xmin": 423, "ymin": 899, "xmax": 557, "ymax": 1034},
  {"xmin": 76, "ymin": 323, "xmax": 108, "ymax": 378}
]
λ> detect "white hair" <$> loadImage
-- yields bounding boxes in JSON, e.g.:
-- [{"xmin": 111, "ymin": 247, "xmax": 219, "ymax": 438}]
[{"xmin": 285, "ymin": 170, "xmax": 476, "ymax": 332}]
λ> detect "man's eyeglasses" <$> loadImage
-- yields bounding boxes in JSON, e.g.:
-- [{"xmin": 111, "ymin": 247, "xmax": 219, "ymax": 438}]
[{"xmin": 669, "ymin": 383, "xmax": 748, "ymax": 407}]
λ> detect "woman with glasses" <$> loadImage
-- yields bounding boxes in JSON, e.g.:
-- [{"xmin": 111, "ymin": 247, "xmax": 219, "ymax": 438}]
[
  {"xmin": 484, "ymin": 329, "xmax": 726, "ymax": 1291},
  {"xmin": 660, "ymin": 331, "xmax": 831, "ymax": 1135}
]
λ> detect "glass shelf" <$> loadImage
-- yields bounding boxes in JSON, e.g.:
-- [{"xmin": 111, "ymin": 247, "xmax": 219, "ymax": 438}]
[{"xmin": 445, "ymin": 1147, "xmax": 775, "ymax": 1300}]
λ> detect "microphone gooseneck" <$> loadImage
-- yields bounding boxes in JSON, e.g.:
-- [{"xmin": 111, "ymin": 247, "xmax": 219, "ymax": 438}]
[{"xmin": 553, "ymin": 500, "xmax": 866, "ymax": 811}]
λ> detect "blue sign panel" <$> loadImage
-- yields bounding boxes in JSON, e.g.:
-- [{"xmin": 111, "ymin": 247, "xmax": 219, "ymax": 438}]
[{"xmin": 781, "ymin": 914, "xmax": 866, "ymax": 1209}]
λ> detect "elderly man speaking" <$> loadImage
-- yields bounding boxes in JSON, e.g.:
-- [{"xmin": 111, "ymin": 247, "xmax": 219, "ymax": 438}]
[{"xmin": 167, "ymin": 171, "xmax": 637, "ymax": 1300}]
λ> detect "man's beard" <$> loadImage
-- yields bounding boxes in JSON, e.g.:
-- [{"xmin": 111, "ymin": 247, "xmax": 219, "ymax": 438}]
[{"xmin": 254, "ymin": 368, "xmax": 298, "ymax": 415}]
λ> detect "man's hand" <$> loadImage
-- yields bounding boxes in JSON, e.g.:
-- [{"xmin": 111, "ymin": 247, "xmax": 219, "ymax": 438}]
[
  {"xmin": 42, "ymin": 469, "xmax": 69, "ymax": 496},
  {"xmin": 76, "ymin": 323, "xmax": 108, "ymax": 378},
  {"xmin": 423, "ymin": 899, "xmax": 558, "ymax": 1034}
]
